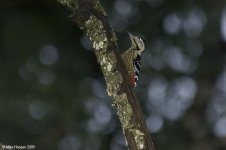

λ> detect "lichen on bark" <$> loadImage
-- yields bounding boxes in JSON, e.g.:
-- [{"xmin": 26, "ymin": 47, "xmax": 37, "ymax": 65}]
[
  {"xmin": 57, "ymin": 0, "xmax": 78, "ymax": 11},
  {"xmin": 113, "ymin": 93, "xmax": 133, "ymax": 128},
  {"xmin": 85, "ymin": 16, "xmax": 106, "ymax": 44},
  {"xmin": 83, "ymin": 15, "xmax": 123, "ymax": 97},
  {"xmin": 94, "ymin": 0, "xmax": 107, "ymax": 16},
  {"xmin": 131, "ymin": 129, "xmax": 145, "ymax": 150}
]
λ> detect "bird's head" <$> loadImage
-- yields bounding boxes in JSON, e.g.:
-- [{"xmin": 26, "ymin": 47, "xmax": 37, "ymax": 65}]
[{"xmin": 128, "ymin": 32, "xmax": 145, "ymax": 55}]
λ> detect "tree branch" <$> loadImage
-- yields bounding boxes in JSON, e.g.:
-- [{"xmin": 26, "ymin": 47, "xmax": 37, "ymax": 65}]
[{"xmin": 57, "ymin": 0, "xmax": 155, "ymax": 149}]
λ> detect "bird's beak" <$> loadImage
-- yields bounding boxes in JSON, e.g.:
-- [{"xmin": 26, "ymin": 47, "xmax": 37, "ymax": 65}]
[
  {"xmin": 128, "ymin": 32, "xmax": 137, "ymax": 48},
  {"xmin": 128, "ymin": 32, "xmax": 133, "ymax": 40}
]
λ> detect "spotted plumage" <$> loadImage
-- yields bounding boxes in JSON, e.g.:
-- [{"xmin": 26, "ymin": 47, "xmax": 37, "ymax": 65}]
[{"xmin": 122, "ymin": 32, "xmax": 145, "ymax": 87}]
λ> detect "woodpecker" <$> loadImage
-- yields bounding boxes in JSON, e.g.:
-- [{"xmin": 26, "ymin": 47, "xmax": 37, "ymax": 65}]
[{"xmin": 122, "ymin": 32, "xmax": 145, "ymax": 87}]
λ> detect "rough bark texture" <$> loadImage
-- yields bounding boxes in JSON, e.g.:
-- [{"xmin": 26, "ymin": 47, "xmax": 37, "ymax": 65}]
[{"xmin": 57, "ymin": 0, "xmax": 155, "ymax": 149}]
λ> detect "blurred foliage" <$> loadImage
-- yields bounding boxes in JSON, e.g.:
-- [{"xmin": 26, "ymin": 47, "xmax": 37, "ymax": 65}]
[{"xmin": 0, "ymin": 0, "xmax": 226, "ymax": 150}]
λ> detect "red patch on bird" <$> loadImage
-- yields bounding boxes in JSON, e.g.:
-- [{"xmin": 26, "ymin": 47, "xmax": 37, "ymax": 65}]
[{"xmin": 130, "ymin": 76, "xmax": 136, "ymax": 87}]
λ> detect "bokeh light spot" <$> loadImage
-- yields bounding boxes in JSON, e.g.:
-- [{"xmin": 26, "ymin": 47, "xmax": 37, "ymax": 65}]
[
  {"xmin": 220, "ymin": 7, "xmax": 226, "ymax": 41},
  {"xmin": 213, "ymin": 117, "xmax": 226, "ymax": 138},
  {"xmin": 163, "ymin": 14, "xmax": 182, "ymax": 34},
  {"xmin": 114, "ymin": 0, "xmax": 132, "ymax": 17},
  {"xmin": 58, "ymin": 135, "xmax": 81, "ymax": 150},
  {"xmin": 165, "ymin": 46, "xmax": 197, "ymax": 73},
  {"xmin": 80, "ymin": 34, "xmax": 93, "ymax": 51},
  {"xmin": 183, "ymin": 8, "xmax": 207, "ymax": 37},
  {"xmin": 38, "ymin": 70, "xmax": 55, "ymax": 85},
  {"xmin": 147, "ymin": 76, "xmax": 197, "ymax": 121},
  {"xmin": 146, "ymin": 114, "xmax": 163, "ymax": 133},
  {"xmin": 29, "ymin": 100, "xmax": 47, "ymax": 120},
  {"xmin": 39, "ymin": 44, "xmax": 59, "ymax": 66}
]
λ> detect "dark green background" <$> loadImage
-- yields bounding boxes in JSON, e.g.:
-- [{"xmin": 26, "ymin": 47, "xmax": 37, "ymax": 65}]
[{"xmin": 0, "ymin": 0, "xmax": 226, "ymax": 150}]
